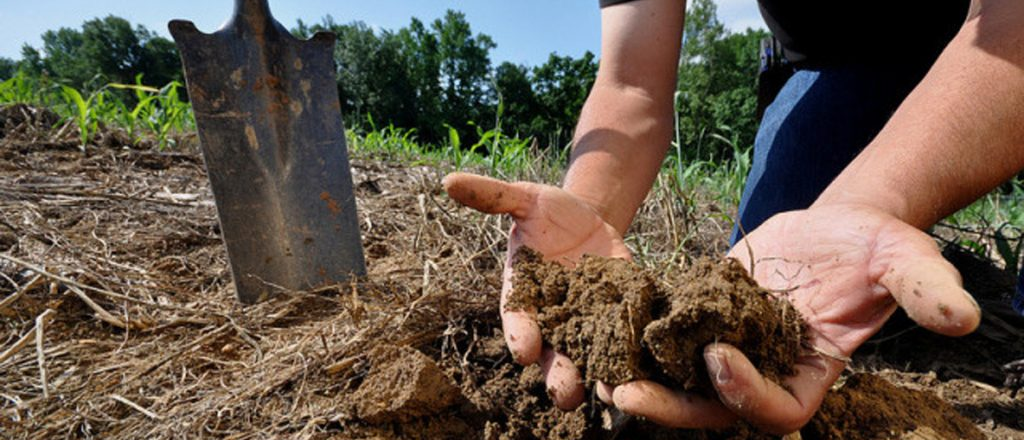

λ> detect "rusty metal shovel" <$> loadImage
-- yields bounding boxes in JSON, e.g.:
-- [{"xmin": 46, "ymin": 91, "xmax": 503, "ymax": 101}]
[{"xmin": 169, "ymin": 0, "xmax": 365, "ymax": 304}]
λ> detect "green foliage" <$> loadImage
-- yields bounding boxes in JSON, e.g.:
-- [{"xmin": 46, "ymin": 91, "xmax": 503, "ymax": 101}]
[
  {"xmin": 677, "ymin": 0, "xmax": 767, "ymax": 162},
  {"xmin": 291, "ymin": 11, "xmax": 597, "ymax": 148},
  {"xmin": 108, "ymin": 76, "xmax": 193, "ymax": 149},
  {"xmin": 19, "ymin": 16, "xmax": 180, "ymax": 92},
  {"xmin": 0, "ymin": 58, "xmax": 16, "ymax": 80},
  {"xmin": 296, "ymin": 18, "xmax": 419, "ymax": 132},
  {"xmin": 295, "ymin": 11, "xmax": 498, "ymax": 144},
  {"xmin": 0, "ymin": 73, "xmax": 194, "ymax": 150},
  {"xmin": 493, "ymin": 53, "xmax": 598, "ymax": 144},
  {"xmin": 347, "ymin": 121, "xmax": 565, "ymax": 183},
  {"xmin": 0, "ymin": 71, "xmax": 55, "ymax": 105},
  {"xmin": 58, "ymin": 84, "xmax": 102, "ymax": 147},
  {"xmin": 946, "ymin": 181, "xmax": 1024, "ymax": 272}
]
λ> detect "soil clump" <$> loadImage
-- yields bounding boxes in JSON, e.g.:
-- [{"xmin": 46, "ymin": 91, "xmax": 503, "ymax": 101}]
[
  {"xmin": 804, "ymin": 373, "xmax": 985, "ymax": 440},
  {"xmin": 508, "ymin": 247, "xmax": 804, "ymax": 391},
  {"xmin": 352, "ymin": 344, "xmax": 464, "ymax": 423}
]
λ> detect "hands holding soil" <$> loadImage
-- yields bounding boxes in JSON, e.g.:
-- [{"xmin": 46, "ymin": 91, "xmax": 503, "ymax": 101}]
[
  {"xmin": 612, "ymin": 203, "xmax": 982, "ymax": 433},
  {"xmin": 443, "ymin": 173, "xmax": 982, "ymax": 434},
  {"xmin": 442, "ymin": 172, "xmax": 629, "ymax": 409}
]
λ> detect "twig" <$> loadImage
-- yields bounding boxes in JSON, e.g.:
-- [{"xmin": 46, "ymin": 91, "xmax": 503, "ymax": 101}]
[
  {"xmin": 128, "ymin": 323, "xmax": 231, "ymax": 382},
  {"xmin": 0, "ymin": 253, "xmax": 220, "ymax": 318},
  {"xmin": 109, "ymin": 394, "xmax": 163, "ymax": 420},
  {"xmin": 324, "ymin": 355, "xmax": 362, "ymax": 376},
  {"xmin": 65, "ymin": 284, "xmax": 131, "ymax": 329},
  {"xmin": 0, "ymin": 187, "xmax": 196, "ymax": 208},
  {"xmin": 0, "ymin": 274, "xmax": 42, "ymax": 311},
  {"xmin": 35, "ymin": 309, "xmax": 54, "ymax": 398},
  {"xmin": 0, "ymin": 320, "xmax": 37, "ymax": 364}
]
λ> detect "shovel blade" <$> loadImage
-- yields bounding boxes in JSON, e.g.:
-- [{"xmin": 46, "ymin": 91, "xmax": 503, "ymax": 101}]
[{"xmin": 170, "ymin": 0, "xmax": 365, "ymax": 304}]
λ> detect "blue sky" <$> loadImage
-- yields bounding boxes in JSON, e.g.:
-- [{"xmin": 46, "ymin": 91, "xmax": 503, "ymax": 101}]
[{"xmin": 0, "ymin": 0, "xmax": 764, "ymax": 67}]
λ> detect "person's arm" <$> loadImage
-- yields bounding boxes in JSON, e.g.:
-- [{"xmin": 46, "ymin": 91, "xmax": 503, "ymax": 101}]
[
  {"xmin": 442, "ymin": 0, "xmax": 687, "ymax": 410},
  {"xmin": 613, "ymin": 0, "xmax": 1023, "ymax": 434},
  {"xmin": 565, "ymin": 0, "xmax": 686, "ymax": 234},
  {"xmin": 817, "ymin": 0, "xmax": 1024, "ymax": 227}
]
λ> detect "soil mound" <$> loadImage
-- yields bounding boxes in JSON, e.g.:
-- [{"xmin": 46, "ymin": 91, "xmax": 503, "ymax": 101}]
[
  {"xmin": 0, "ymin": 103, "xmax": 61, "ymax": 140},
  {"xmin": 508, "ymin": 247, "xmax": 804, "ymax": 391},
  {"xmin": 353, "ymin": 344, "xmax": 464, "ymax": 423},
  {"xmin": 804, "ymin": 373, "xmax": 985, "ymax": 440}
]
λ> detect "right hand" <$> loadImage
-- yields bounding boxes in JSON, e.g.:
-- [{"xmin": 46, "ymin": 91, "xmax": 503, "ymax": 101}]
[{"xmin": 443, "ymin": 172, "xmax": 631, "ymax": 409}]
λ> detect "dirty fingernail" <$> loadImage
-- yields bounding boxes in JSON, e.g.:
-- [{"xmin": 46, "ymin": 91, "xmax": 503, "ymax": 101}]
[{"xmin": 704, "ymin": 346, "xmax": 732, "ymax": 384}]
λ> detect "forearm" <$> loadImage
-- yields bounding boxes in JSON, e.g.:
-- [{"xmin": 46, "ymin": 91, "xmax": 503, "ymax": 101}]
[
  {"xmin": 816, "ymin": 0, "xmax": 1024, "ymax": 228},
  {"xmin": 563, "ymin": 81, "xmax": 675, "ymax": 234},
  {"xmin": 561, "ymin": 0, "xmax": 686, "ymax": 235}
]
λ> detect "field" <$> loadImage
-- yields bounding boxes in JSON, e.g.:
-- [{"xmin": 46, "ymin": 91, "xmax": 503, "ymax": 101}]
[{"xmin": 1, "ymin": 94, "xmax": 1024, "ymax": 439}]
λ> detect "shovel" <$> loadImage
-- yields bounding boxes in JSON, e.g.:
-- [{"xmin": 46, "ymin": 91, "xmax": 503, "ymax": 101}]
[{"xmin": 169, "ymin": 0, "xmax": 366, "ymax": 304}]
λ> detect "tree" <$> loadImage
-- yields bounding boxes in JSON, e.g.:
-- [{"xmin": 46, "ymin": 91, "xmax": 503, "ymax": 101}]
[
  {"xmin": 81, "ymin": 16, "xmax": 147, "ymax": 85},
  {"xmin": 493, "ymin": 62, "xmax": 537, "ymax": 137},
  {"xmin": 531, "ymin": 52, "xmax": 598, "ymax": 141},
  {"xmin": 39, "ymin": 27, "xmax": 93, "ymax": 86},
  {"xmin": 434, "ymin": 11, "xmax": 496, "ymax": 133},
  {"xmin": 295, "ymin": 17, "xmax": 417, "ymax": 131},
  {"xmin": 23, "ymin": 16, "xmax": 180, "ymax": 90},
  {"xmin": 0, "ymin": 58, "xmax": 15, "ymax": 80},
  {"xmin": 396, "ymin": 17, "xmax": 444, "ymax": 140},
  {"xmin": 136, "ymin": 30, "xmax": 182, "ymax": 87},
  {"xmin": 309, "ymin": 11, "xmax": 497, "ymax": 144},
  {"xmin": 18, "ymin": 45, "xmax": 45, "ymax": 77},
  {"xmin": 676, "ymin": 0, "xmax": 767, "ymax": 162}
]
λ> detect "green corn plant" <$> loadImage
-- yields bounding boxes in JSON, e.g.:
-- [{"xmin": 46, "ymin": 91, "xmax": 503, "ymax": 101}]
[
  {"xmin": 0, "ymin": 71, "xmax": 41, "ymax": 104},
  {"xmin": 149, "ymin": 81, "xmax": 193, "ymax": 149},
  {"xmin": 108, "ymin": 74, "xmax": 161, "ymax": 141},
  {"xmin": 59, "ymin": 85, "xmax": 102, "ymax": 148},
  {"xmin": 445, "ymin": 124, "xmax": 471, "ymax": 170}
]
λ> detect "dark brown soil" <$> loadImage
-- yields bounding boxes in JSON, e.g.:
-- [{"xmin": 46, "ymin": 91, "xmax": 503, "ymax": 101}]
[
  {"xmin": 508, "ymin": 247, "xmax": 804, "ymax": 391},
  {"xmin": 804, "ymin": 373, "xmax": 985, "ymax": 440}
]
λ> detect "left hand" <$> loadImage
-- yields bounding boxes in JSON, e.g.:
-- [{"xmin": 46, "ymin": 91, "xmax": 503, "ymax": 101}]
[{"xmin": 609, "ymin": 203, "xmax": 981, "ymax": 434}]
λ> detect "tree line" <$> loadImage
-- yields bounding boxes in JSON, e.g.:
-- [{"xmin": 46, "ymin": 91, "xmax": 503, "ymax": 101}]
[{"xmin": 0, "ymin": 0, "xmax": 765, "ymax": 160}]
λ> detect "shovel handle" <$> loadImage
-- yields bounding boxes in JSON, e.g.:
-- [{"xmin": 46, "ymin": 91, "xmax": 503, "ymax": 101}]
[{"xmin": 234, "ymin": 0, "xmax": 273, "ymax": 22}]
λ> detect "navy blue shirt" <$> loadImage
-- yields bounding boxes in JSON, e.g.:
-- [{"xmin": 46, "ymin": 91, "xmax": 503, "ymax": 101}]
[{"xmin": 598, "ymin": 0, "xmax": 969, "ymax": 66}]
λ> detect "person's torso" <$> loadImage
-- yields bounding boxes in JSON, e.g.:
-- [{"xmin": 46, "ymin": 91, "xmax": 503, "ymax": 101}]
[{"xmin": 757, "ymin": 0, "xmax": 970, "ymax": 66}]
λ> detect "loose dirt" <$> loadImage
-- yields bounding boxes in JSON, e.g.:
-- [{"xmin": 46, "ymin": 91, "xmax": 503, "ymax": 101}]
[
  {"xmin": 805, "ymin": 373, "xmax": 985, "ymax": 440},
  {"xmin": 508, "ymin": 247, "xmax": 804, "ymax": 392},
  {"xmin": 2, "ymin": 104, "xmax": 1023, "ymax": 439}
]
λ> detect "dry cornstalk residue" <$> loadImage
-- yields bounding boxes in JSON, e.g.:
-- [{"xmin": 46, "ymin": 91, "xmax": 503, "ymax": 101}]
[{"xmin": 1, "ymin": 104, "xmax": 1023, "ymax": 439}]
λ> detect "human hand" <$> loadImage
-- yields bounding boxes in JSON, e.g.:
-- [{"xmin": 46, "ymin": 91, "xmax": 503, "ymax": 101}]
[
  {"xmin": 610, "ymin": 203, "xmax": 981, "ymax": 433},
  {"xmin": 442, "ymin": 172, "xmax": 631, "ymax": 409}
]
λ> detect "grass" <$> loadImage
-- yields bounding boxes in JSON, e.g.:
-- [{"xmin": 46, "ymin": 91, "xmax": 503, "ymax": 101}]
[
  {"xmin": 2, "ymin": 70, "xmax": 1022, "ymax": 272},
  {"xmin": 942, "ymin": 182, "xmax": 1024, "ymax": 274},
  {"xmin": 348, "ymin": 116, "xmax": 570, "ymax": 184},
  {"xmin": 2, "ymin": 71, "xmax": 193, "ymax": 149}
]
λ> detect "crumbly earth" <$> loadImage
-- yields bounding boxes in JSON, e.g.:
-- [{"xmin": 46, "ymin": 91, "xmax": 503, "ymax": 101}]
[
  {"xmin": 352, "ymin": 344, "xmax": 464, "ymax": 423},
  {"xmin": 507, "ymin": 247, "xmax": 804, "ymax": 391},
  {"xmin": 804, "ymin": 373, "xmax": 986, "ymax": 440}
]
